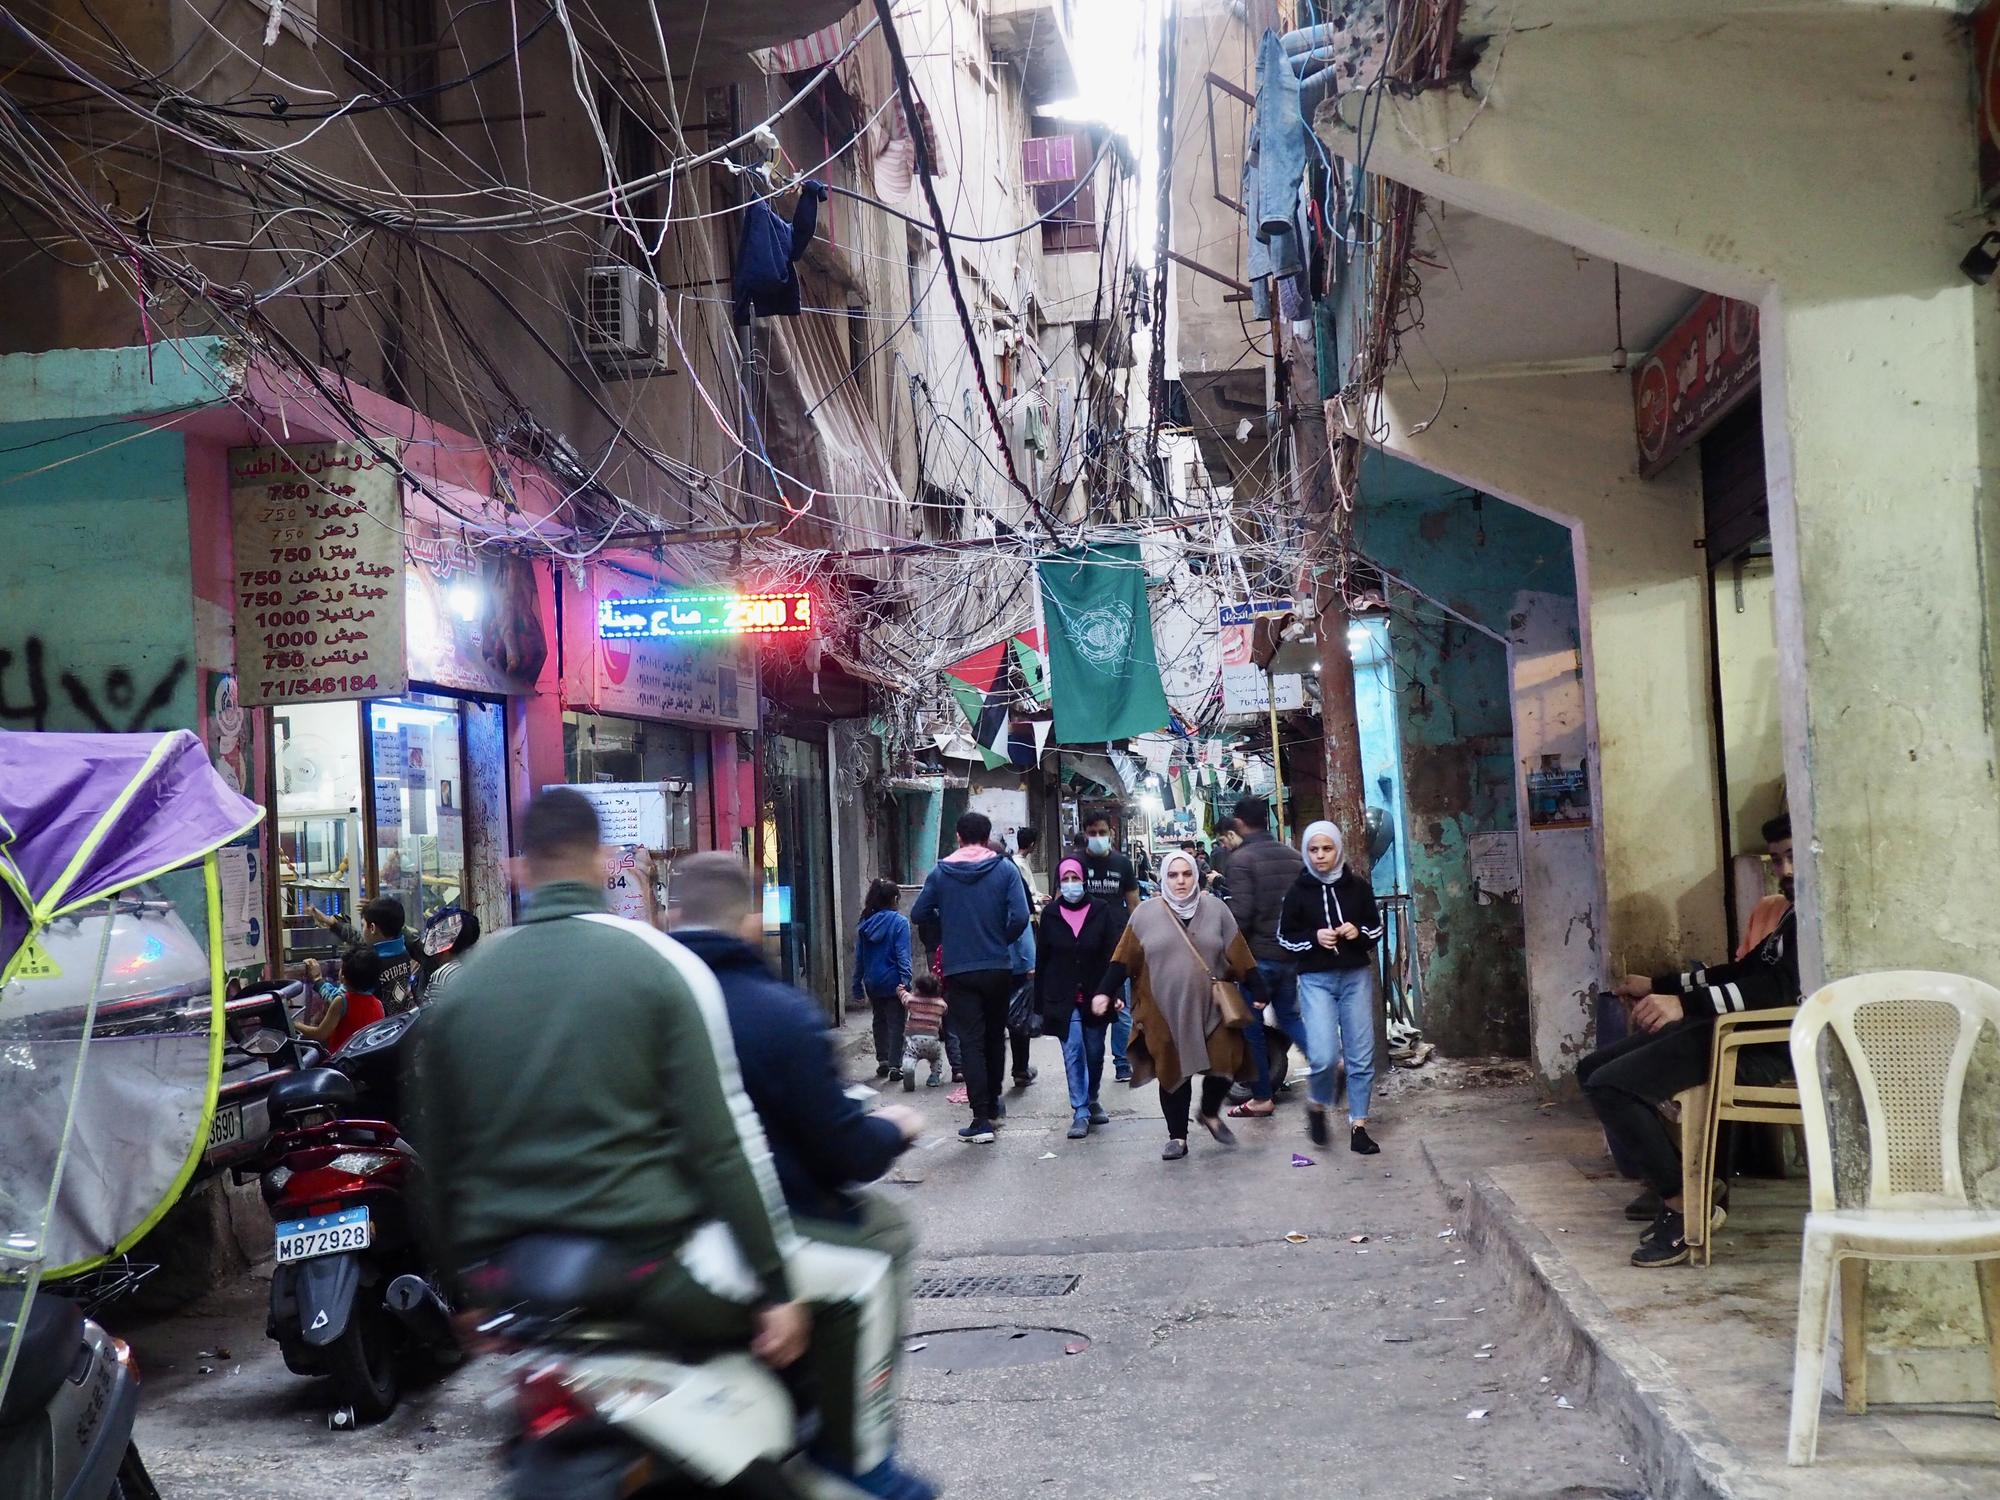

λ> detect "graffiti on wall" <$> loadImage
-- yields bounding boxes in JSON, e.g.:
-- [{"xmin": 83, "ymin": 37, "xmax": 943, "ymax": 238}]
[{"xmin": 0, "ymin": 637, "xmax": 190, "ymax": 732}]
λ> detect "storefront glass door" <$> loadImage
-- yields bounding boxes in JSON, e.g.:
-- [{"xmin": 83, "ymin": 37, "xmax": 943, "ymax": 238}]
[{"xmin": 367, "ymin": 693, "xmax": 468, "ymax": 929}]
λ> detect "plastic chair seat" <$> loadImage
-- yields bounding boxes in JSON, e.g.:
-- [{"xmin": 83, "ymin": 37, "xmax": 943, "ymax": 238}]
[{"xmin": 1807, "ymin": 1205, "xmax": 2000, "ymax": 1256}]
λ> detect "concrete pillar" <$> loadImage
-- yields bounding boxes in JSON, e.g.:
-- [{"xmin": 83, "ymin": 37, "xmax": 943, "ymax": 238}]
[{"xmin": 1315, "ymin": 0, "xmax": 2000, "ymax": 1401}]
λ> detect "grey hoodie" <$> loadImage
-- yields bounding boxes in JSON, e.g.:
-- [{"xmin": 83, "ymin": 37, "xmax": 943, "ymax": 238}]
[{"xmin": 909, "ymin": 851, "xmax": 1031, "ymax": 976}]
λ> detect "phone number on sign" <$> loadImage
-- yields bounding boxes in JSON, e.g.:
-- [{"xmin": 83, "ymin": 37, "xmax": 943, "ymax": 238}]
[{"xmin": 271, "ymin": 674, "xmax": 379, "ymax": 697}]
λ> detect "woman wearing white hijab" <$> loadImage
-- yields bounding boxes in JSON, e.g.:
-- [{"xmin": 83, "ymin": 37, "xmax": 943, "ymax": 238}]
[
  {"xmin": 1276, "ymin": 820, "xmax": 1385, "ymax": 1154},
  {"xmin": 1091, "ymin": 849, "xmax": 1264, "ymax": 1160}
]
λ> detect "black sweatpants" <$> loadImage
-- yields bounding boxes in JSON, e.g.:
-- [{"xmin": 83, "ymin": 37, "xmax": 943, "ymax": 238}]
[
  {"xmin": 945, "ymin": 968, "xmax": 1013, "ymax": 1125},
  {"xmin": 1160, "ymin": 1074, "xmax": 1234, "ymax": 1139},
  {"xmin": 1578, "ymin": 1021, "xmax": 1785, "ymax": 1198}
]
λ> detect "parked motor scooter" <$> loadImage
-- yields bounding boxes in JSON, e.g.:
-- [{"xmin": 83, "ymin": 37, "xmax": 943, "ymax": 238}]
[
  {"xmin": 476, "ymin": 1236, "xmax": 891, "ymax": 1500},
  {"xmin": 254, "ymin": 1008, "xmax": 457, "ymax": 1421},
  {"xmin": 0, "ymin": 1289, "xmax": 159, "ymax": 1500}
]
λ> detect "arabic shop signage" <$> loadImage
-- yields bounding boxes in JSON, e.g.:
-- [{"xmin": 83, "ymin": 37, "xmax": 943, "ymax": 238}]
[
  {"xmin": 228, "ymin": 440, "xmax": 408, "ymax": 707},
  {"xmin": 597, "ymin": 590, "xmax": 812, "ymax": 641},
  {"xmin": 1632, "ymin": 293, "xmax": 1759, "ymax": 478}
]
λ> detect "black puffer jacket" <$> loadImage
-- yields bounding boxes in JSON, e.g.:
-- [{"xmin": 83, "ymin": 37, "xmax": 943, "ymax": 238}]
[
  {"xmin": 1276, "ymin": 866, "xmax": 1382, "ymax": 973},
  {"xmin": 1225, "ymin": 830, "xmax": 1305, "ymax": 963}
]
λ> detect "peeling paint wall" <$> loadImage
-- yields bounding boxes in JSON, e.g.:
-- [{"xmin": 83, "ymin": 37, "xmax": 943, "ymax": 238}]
[
  {"xmin": 1357, "ymin": 455, "xmax": 1598, "ymax": 1076},
  {"xmin": 1389, "ymin": 606, "xmax": 1530, "ymax": 1057}
]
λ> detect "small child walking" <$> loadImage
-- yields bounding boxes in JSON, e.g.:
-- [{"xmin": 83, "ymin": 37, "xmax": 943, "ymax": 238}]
[{"xmin": 901, "ymin": 974, "xmax": 950, "ymax": 1091}]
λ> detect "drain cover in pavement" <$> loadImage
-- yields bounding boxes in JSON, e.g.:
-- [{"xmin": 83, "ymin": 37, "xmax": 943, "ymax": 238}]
[
  {"xmin": 905, "ymin": 1325, "xmax": 1089, "ymax": 1370},
  {"xmin": 912, "ymin": 1272, "xmax": 1079, "ymax": 1299}
]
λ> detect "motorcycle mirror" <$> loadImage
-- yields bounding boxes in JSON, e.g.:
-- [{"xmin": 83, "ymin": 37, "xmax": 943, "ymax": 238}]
[{"xmin": 241, "ymin": 1027, "xmax": 290, "ymax": 1057}]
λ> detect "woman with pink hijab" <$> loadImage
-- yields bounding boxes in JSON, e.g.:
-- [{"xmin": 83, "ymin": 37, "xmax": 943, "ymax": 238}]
[{"xmin": 1034, "ymin": 857, "xmax": 1122, "ymax": 1139}]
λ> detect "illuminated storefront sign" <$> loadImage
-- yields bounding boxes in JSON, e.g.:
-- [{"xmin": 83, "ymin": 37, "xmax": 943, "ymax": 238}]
[{"xmin": 598, "ymin": 590, "xmax": 812, "ymax": 640}]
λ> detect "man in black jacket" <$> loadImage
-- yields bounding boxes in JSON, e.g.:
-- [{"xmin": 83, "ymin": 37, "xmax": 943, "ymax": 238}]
[
  {"xmin": 1223, "ymin": 797, "xmax": 1308, "ymax": 1114},
  {"xmin": 669, "ymin": 853, "xmax": 932, "ymax": 1500},
  {"xmin": 1582, "ymin": 815, "xmax": 1800, "ymax": 1269}
]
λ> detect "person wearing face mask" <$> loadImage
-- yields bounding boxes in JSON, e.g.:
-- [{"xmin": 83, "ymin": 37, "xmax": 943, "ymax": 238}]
[
  {"xmin": 1035, "ymin": 859, "xmax": 1122, "ymax": 1139},
  {"xmin": 1075, "ymin": 811, "xmax": 1141, "ymax": 1080},
  {"xmin": 1277, "ymin": 820, "xmax": 1384, "ymax": 1156}
]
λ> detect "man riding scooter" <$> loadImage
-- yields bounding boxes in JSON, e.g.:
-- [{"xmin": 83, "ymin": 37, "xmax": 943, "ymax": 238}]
[
  {"xmin": 404, "ymin": 790, "xmax": 931, "ymax": 1499},
  {"xmin": 666, "ymin": 854, "xmax": 928, "ymax": 1496}
]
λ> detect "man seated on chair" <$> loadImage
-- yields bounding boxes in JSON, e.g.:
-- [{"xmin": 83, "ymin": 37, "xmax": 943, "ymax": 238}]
[{"xmin": 1581, "ymin": 814, "xmax": 1799, "ymax": 1269}]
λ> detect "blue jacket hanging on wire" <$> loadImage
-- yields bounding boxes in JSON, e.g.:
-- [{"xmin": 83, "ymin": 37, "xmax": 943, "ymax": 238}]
[{"xmin": 732, "ymin": 179, "xmax": 829, "ymax": 321}]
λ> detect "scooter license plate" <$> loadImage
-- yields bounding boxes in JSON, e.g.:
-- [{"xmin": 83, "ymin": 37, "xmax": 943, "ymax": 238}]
[{"xmin": 274, "ymin": 1207, "xmax": 372, "ymax": 1264}]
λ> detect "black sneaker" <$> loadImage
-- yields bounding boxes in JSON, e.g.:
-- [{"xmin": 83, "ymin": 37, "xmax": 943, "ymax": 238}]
[
  {"xmin": 1114, "ymin": 1064, "xmax": 1133, "ymax": 1083},
  {"xmin": 1087, "ymin": 1102, "xmax": 1110, "ymax": 1125},
  {"xmin": 876, "ymin": 1064, "xmax": 891, "ymax": 1080},
  {"xmin": 1624, "ymin": 1188, "xmax": 1661, "ymax": 1222},
  {"xmin": 1012, "ymin": 1067, "xmax": 1038, "ymax": 1088},
  {"xmin": 959, "ymin": 1121, "xmax": 996, "ymax": 1145},
  {"xmin": 1307, "ymin": 1108, "xmax": 1330, "ymax": 1148},
  {"xmin": 1632, "ymin": 1210, "xmax": 1691, "ymax": 1268},
  {"xmin": 1349, "ymin": 1125, "xmax": 1381, "ymax": 1156}
]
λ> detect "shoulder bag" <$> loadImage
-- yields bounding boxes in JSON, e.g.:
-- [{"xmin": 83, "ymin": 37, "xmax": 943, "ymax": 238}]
[{"xmin": 1172, "ymin": 913, "xmax": 1253, "ymax": 1029}]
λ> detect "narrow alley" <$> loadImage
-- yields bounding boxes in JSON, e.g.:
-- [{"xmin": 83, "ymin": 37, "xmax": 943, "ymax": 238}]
[{"xmin": 128, "ymin": 1036, "xmax": 1644, "ymax": 1500}]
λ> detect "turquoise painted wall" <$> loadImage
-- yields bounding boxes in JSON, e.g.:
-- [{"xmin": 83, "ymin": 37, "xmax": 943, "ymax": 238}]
[
  {"xmin": 1356, "ymin": 451, "xmax": 1576, "ymax": 631},
  {"xmin": 1390, "ymin": 607, "xmax": 1529, "ymax": 1056},
  {"xmin": 1349, "ymin": 452, "xmax": 1574, "ymax": 1059},
  {"xmin": 0, "ymin": 421, "xmax": 197, "ymax": 735}
]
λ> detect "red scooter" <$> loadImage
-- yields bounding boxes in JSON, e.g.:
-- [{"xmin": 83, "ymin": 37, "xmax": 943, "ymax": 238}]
[{"xmin": 254, "ymin": 1011, "xmax": 457, "ymax": 1421}]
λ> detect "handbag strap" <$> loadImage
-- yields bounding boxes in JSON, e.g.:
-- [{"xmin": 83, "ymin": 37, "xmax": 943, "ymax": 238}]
[{"xmin": 1168, "ymin": 907, "xmax": 1223, "ymax": 981}]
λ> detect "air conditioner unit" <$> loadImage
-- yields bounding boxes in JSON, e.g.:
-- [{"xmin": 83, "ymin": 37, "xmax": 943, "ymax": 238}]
[{"xmin": 582, "ymin": 264, "xmax": 673, "ymax": 378}]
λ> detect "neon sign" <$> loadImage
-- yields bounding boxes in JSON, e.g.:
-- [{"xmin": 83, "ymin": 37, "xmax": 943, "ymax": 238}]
[{"xmin": 598, "ymin": 590, "xmax": 813, "ymax": 640}]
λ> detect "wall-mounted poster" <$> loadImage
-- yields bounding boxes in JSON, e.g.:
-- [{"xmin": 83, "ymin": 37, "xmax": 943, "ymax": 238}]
[{"xmin": 1526, "ymin": 754, "xmax": 1591, "ymax": 830}]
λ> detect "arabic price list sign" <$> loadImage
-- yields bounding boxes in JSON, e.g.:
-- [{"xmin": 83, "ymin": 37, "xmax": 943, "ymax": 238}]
[
  {"xmin": 598, "ymin": 590, "xmax": 811, "ymax": 641},
  {"xmin": 229, "ymin": 441, "xmax": 408, "ymax": 707}
]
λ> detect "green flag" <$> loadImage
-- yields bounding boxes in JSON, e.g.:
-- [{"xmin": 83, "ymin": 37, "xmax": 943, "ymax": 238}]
[{"xmin": 1037, "ymin": 543, "xmax": 1170, "ymax": 745}]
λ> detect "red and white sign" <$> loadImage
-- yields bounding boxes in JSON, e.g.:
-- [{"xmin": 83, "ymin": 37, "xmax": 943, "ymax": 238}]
[{"xmin": 1631, "ymin": 293, "xmax": 1759, "ymax": 477}]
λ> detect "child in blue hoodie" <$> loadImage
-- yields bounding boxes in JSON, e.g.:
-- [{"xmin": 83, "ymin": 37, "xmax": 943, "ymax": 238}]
[{"xmin": 854, "ymin": 878, "xmax": 915, "ymax": 1080}]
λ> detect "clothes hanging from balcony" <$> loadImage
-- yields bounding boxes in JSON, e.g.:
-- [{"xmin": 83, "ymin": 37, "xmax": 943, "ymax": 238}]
[{"xmin": 732, "ymin": 179, "xmax": 829, "ymax": 321}]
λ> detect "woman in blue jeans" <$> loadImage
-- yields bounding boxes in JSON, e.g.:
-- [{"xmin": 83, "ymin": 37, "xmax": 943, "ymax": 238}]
[
  {"xmin": 1276, "ymin": 821, "xmax": 1384, "ymax": 1155},
  {"xmin": 1035, "ymin": 859, "xmax": 1121, "ymax": 1139}
]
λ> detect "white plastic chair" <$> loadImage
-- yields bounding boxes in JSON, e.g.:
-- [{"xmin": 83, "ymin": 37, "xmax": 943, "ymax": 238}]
[{"xmin": 1787, "ymin": 971, "xmax": 2000, "ymax": 1464}]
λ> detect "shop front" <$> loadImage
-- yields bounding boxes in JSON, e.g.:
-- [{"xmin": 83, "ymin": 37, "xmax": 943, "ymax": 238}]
[
  {"xmin": 557, "ymin": 557, "xmax": 762, "ymax": 900},
  {"xmin": 234, "ymin": 442, "xmax": 551, "ymax": 972}
]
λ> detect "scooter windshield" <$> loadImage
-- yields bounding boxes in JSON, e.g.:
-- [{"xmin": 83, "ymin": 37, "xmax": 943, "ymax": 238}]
[{"xmin": 0, "ymin": 876, "xmax": 225, "ymax": 1389}]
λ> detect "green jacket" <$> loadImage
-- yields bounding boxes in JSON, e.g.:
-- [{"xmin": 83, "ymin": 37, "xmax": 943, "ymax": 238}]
[{"xmin": 404, "ymin": 882, "xmax": 795, "ymax": 1303}]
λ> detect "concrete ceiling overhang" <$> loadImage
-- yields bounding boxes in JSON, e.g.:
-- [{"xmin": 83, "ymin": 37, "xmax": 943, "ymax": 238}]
[{"xmin": 1405, "ymin": 203, "xmax": 1697, "ymax": 377}]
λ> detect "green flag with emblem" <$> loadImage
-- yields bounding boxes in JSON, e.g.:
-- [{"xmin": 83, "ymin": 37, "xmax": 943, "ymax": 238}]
[{"xmin": 1037, "ymin": 543, "xmax": 1170, "ymax": 745}]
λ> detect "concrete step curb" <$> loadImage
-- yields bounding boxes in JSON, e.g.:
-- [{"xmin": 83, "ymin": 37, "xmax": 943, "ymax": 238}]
[{"xmin": 1420, "ymin": 1141, "xmax": 1786, "ymax": 1500}]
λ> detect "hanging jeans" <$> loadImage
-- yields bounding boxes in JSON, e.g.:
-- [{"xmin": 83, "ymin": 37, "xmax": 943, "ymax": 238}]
[
  {"xmin": 1241, "ymin": 960, "xmax": 1305, "ymax": 1101},
  {"xmin": 1062, "ymin": 1009, "xmax": 1109, "ymax": 1114},
  {"xmin": 1297, "ymin": 966, "xmax": 1377, "ymax": 1121}
]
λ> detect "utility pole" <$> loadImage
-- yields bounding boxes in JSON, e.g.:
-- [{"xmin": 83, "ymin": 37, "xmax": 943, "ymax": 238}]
[{"xmin": 1247, "ymin": 0, "xmax": 1369, "ymax": 877}]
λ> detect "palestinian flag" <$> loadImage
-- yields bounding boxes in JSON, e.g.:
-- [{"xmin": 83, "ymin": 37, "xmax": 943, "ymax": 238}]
[
  {"xmin": 944, "ymin": 630, "xmax": 1052, "ymax": 770},
  {"xmin": 942, "ymin": 639, "xmax": 1013, "ymax": 769},
  {"xmin": 1012, "ymin": 627, "xmax": 1050, "ymax": 706}
]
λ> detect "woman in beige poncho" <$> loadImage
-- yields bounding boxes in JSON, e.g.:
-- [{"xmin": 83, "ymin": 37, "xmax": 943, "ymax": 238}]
[{"xmin": 1091, "ymin": 850, "xmax": 1265, "ymax": 1160}]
